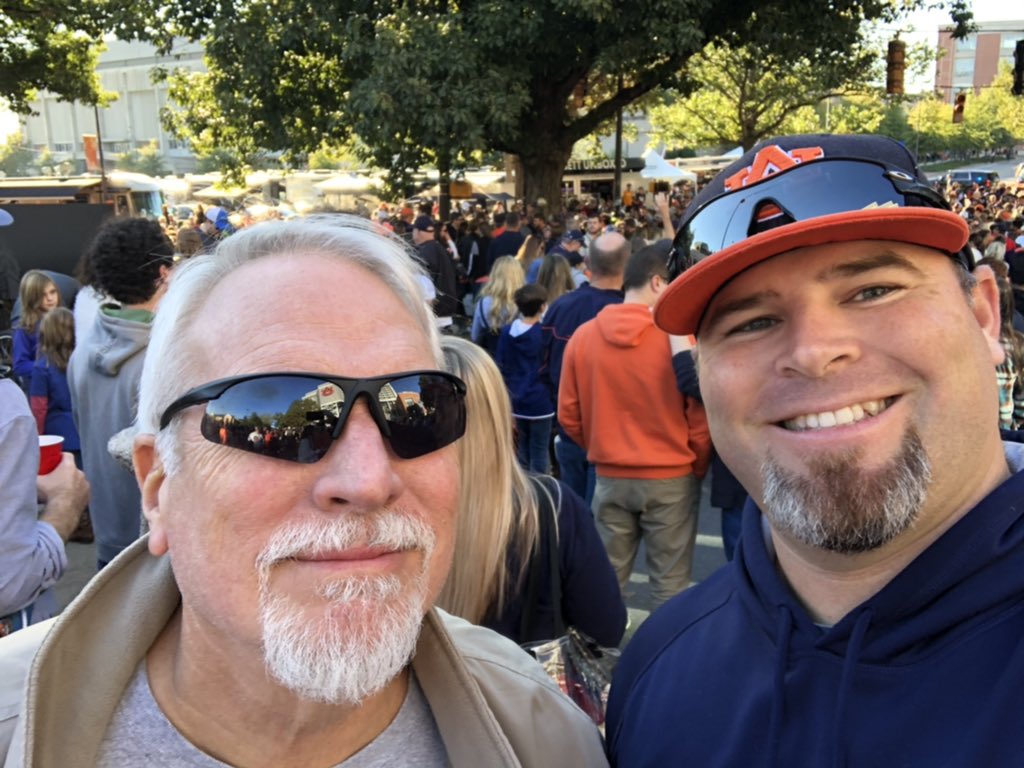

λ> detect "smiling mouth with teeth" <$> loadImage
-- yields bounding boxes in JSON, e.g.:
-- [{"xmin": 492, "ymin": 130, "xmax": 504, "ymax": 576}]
[{"xmin": 782, "ymin": 397, "xmax": 895, "ymax": 431}]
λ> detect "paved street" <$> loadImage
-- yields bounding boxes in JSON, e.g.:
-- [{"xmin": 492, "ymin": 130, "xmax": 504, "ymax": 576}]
[
  {"xmin": 925, "ymin": 158, "xmax": 1020, "ymax": 183},
  {"xmin": 54, "ymin": 480, "xmax": 729, "ymax": 647}
]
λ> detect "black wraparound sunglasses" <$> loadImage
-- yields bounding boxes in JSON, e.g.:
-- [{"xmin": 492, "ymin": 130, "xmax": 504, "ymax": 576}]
[
  {"xmin": 159, "ymin": 370, "xmax": 467, "ymax": 463},
  {"xmin": 666, "ymin": 159, "xmax": 974, "ymax": 282}
]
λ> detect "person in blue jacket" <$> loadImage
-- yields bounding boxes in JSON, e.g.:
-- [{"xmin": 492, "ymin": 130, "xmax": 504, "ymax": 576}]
[
  {"xmin": 606, "ymin": 133, "xmax": 1024, "ymax": 767},
  {"xmin": 495, "ymin": 283, "xmax": 554, "ymax": 474},
  {"xmin": 29, "ymin": 308, "xmax": 79, "ymax": 453},
  {"xmin": 12, "ymin": 271, "xmax": 60, "ymax": 389},
  {"xmin": 538, "ymin": 231, "xmax": 628, "ymax": 505}
]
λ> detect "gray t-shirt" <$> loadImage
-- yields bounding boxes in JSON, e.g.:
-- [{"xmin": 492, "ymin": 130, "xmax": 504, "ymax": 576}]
[{"xmin": 95, "ymin": 662, "xmax": 449, "ymax": 767}]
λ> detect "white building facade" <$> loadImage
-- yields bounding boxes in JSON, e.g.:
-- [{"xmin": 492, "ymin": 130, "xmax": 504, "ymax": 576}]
[{"xmin": 22, "ymin": 39, "xmax": 205, "ymax": 174}]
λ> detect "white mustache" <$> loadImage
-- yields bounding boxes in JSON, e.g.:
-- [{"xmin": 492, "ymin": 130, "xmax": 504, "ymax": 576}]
[{"xmin": 256, "ymin": 512, "xmax": 436, "ymax": 575}]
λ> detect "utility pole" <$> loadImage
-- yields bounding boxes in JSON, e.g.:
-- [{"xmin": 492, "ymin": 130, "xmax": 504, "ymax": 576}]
[
  {"xmin": 93, "ymin": 103, "xmax": 108, "ymax": 204},
  {"xmin": 613, "ymin": 74, "xmax": 623, "ymax": 205}
]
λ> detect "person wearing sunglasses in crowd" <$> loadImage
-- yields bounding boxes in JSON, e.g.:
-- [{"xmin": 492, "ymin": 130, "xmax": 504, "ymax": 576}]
[
  {"xmin": 0, "ymin": 217, "xmax": 606, "ymax": 766},
  {"xmin": 606, "ymin": 134, "xmax": 1024, "ymax": 767}
]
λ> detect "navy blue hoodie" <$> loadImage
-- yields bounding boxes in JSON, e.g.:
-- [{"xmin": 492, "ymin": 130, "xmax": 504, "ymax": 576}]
[
  {"xmin": 538, "ymin": 283, "xmax": 623, "ymax": 439},
  {"xmin": 496, "ymin": 320, "xmax": 554, "ymax": 418},
  {"xmin": 607, "ymin": 443, "xmax": 1024, "ymax": 767}
]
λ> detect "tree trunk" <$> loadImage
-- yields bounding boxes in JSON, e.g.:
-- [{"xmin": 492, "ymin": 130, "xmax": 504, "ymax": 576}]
[{"xmin": 518, "ymin": 142, "xmax": 574, "ymax": 214}]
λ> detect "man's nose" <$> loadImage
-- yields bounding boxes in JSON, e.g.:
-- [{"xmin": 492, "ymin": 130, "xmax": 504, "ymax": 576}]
[
  {"xmin": 775, "ymin": 305, "xmax": 861, "ymax": 379},
  {"xmin": 310, "ymin": 400, "xmax": 403, "ymax": 512}
]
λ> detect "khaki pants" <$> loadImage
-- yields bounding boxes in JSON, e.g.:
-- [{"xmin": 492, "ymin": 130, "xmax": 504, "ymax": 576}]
[{"xmin": 593, "ymin": 474, "xmax": 701, "ymax": 607}]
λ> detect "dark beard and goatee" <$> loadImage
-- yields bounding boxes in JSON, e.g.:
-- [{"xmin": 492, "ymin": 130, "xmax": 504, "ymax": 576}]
[{"xmin": 761, "ymin": 428, "xmax": 932, "ymax": 554}]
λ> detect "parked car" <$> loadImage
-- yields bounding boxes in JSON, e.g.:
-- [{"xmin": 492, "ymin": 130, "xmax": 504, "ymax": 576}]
[{"xmin": 943, "ymin": 169, "xmax": 1001, "ymax": 187}]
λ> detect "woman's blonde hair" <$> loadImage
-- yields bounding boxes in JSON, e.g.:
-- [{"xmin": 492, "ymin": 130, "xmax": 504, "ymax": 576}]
[
  {"xmin": 515, "ymin": 234, "xmax": 544, "ymax": 276},
  {"xmin": 437, "ymin": 336, "xmax": 554, "ymax": 624},
  {"xmin": 537, "ymin": 253, "xmax": 576, "ymax": 306},
  {"xmin": 38, "ymin": 307, "xmax": 76, "ymax": 372},
  {"xmin": 18, "ymin": 270, "xmax": 58, "ymax": 331},
  {"xmin": 480, "ymin": 255, "xmax": 525, "ymax": 332}
]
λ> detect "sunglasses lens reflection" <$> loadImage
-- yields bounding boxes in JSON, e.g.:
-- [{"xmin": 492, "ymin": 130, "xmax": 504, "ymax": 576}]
[
  {"xmin": 384, "ymin": 374, "xmax": 466, "ymax": 459},
  {"xmin": 198, "ymin": 376, "xmax": 342, "ymax": 463},
  {"xmin": 197, "ymin": 374, "xmax": 464, "ymax": 462}
]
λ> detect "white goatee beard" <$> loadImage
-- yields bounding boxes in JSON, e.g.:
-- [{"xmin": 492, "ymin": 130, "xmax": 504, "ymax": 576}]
[{"xmin": 256, "ymin": 512, "xmax": 435, "ymax": 705}]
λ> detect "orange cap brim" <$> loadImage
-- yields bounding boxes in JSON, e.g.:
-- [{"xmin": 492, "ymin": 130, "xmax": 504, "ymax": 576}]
[{"xmin": 654, "ymin": 207, "xmax": 969, "ymax": 336}]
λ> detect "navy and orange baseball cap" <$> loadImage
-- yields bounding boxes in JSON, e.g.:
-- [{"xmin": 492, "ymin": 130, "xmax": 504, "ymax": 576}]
[{"xmin": 654, "ymin": 134, "xmax": 972, "ymax": 336}]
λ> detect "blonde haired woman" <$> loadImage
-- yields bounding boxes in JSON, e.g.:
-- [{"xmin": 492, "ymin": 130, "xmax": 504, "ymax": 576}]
[
  {"xmin": 471, "ymin": 255, "xmax": 524, "ymax": 357},
  {"xmin": 438, "ymin": 336, "xmax": 626, "ymax": 646},
  {"xmin": 536, "ymin": 253, "xmax": 576, "ymax": 307},
  {"xmin": 515, "ymin": 234, "xmax": 545, "ymax": 281}
]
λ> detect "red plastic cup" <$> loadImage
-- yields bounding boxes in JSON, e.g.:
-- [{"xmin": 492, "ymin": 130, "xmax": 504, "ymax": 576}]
[{"xmin": 38, "ymin": 435, "xmax": 65, "ymax": 475}]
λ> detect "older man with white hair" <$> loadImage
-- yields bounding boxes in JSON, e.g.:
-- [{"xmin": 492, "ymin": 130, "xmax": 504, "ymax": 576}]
[{"xmin": 0, "ymin": 216, "xmax": 606, "ymax": 767}]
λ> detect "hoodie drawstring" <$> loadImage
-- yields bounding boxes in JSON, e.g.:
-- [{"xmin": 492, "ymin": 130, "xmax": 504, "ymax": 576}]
[
  {"xmin": 768, "ymin": 605, "xmax": 793, "ymax": 768},
  {"xmin": 831, "ymin": 608, "xmax": 874, "ymax": 768}
]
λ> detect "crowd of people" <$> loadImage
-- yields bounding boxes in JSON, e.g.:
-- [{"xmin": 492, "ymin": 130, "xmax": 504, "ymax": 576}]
[
  {"xmin": 943, "ymin": 178, "xmax": 1024, "ymax": 429},
  {"xmin": 1, "ymin": 132, "xmax": 1024, "ymax": 766}
]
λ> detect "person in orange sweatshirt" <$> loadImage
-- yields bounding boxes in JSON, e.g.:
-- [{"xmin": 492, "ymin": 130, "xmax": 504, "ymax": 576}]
[{"xmin": 559, "ymin": 241, "xmax": 710, "ymax": 606}]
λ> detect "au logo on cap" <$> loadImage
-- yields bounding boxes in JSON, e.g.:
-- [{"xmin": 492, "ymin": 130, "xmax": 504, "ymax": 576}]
[{"xmin": 724, "ymin": 146, "xmax": 825, "ymax": 191}]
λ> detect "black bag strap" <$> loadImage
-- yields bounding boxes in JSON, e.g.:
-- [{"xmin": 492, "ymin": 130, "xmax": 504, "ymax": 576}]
[{"xmin": 520, "ymin": 476, "xmax": 564, "ymax": 641}]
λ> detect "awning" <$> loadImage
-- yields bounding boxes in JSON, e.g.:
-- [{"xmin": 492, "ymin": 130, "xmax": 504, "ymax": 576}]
[
  {"xmin": 193, "ymin": 185, "xmax": 249, "ymax": 200},
  {"xmin": 314, "ymin": 174, "xmax": 379, "ymax": 194},
  {"xmin": 641, "ymin": 150, "xmax": 697, "ymax": 182}
]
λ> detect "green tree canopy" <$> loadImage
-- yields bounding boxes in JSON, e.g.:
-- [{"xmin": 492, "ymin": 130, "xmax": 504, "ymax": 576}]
[
  {"xmin": 0, "ymin": 132, "xmax": 35, "ymax": 176},
  {"xmin": 0, "ymin": 2, "xmax": 134, "ymax": 113},
  {"xmin": 905, "ymin": 66, "xmax": 1024, "ymax": 160},
  {"xmin": 824, "ymin": 94, "xmax": 907, "ymax": 137},
  {"xmin": 115, "ymin": 140, "xmax": 170, "ymax": 176},
  {"xmin": 648, "ymin": 35, "xmax": 864, "ymax": 152},
  {"xmin": 140, "ymin": 0, "xmax": 974, "ymax": 208}
]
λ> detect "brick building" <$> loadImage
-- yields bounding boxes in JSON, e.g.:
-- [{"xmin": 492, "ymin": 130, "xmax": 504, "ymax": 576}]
[{"xmin": 934, "ymin": 20, "xmax": 1024, "ymax": 103}]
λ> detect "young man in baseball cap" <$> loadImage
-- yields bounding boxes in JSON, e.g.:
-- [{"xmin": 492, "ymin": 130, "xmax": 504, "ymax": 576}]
[{"xmin": 606, "ymin": 134, "xmax": 1024, "ymax": 767}]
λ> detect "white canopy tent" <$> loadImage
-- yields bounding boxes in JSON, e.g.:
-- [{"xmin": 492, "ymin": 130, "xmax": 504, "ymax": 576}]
[
  {"xmin": 193, "ymin": 185, "xmax": 248, "ymax": 201},
  {"xmin": 641, "ymin": 150, "xmax": 698, "ymax": 182},
  {"xmin": 314, "ymin": 174, "xmax": 380, "ymax": 195}
]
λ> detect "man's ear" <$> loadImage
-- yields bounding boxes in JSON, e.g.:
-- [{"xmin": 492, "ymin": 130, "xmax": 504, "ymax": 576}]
[
  {"xmin": 970, "ymin": 264, "xmax": 1006, "ymax": 366},
  {"xmin": 133, "ymin": 434, "xmax": 169, "ymax": 556}
]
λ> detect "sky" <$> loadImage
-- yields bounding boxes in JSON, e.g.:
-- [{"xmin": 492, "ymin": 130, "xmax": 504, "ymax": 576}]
[
  {"xmin": 0, "ymin": 1, "xmax": 1016, "ymax": 142},
  {"xmin": 0, "ymin": 108, "xmax": 16, "ymax": 141}
]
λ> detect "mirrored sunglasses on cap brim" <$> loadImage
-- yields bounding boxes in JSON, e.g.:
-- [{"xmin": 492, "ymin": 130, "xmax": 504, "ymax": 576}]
[{"xmin": 667, "ymin": 159, "xmax": 970, "ymax": 281}]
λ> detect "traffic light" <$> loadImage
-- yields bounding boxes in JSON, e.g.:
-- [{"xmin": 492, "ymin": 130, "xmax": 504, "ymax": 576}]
[
  {"xmin": 1013, "ymin": 40, "xmax": 1024, "ymax": 97},
  {"xmin": 952, "ymin": 91, "xmax": 966, "ymax": 124},
  {"xmin": 886, "ymin": 39, "xmax": 906, "ymax": 96}
]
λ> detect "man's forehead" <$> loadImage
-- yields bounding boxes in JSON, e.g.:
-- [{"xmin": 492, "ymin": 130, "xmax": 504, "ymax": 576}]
[
  {"xmin": 187, "ymin": 304, "xmax": 432, "ymax": 389},
  {"xmin": 191, "ymin": 253, "xmax": 418, "ymax": 344},
  {"xmin": 224, "ymin": 249, "xmax": 374, "ymax": 284}
]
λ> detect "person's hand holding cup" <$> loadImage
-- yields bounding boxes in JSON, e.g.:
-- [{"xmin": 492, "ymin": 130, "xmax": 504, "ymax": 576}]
[
  {"xmin": 38, "ymin": 435, "xmax": 65, "ymax": 475},
  {"xmin": 36, "ymin": 450, "xmax": 90, "ymax": 543}
]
